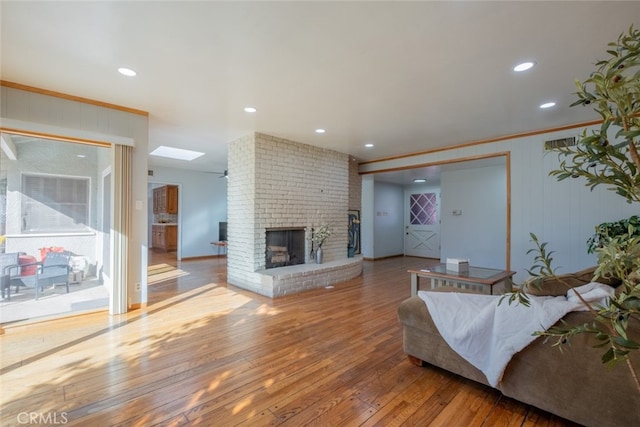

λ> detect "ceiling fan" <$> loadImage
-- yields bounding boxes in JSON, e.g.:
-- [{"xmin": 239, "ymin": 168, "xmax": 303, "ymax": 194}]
[
  {"xmin": 217, "ymin": 170, "xmax": 228, "ymax": 179},
  {"xmin": 203, "ymin": 169, "xmax": 228, "ymax": 178}
]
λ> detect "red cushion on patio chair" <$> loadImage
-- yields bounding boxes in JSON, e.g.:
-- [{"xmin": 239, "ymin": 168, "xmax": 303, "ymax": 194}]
[{"xmin": 18, "ymin": 254, "xmax": 38, "ymax": 276}]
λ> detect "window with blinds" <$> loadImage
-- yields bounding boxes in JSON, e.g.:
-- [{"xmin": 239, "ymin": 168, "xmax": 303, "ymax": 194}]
[{"xmin": 21, "ymin": 174, "xmax": 90, "ymax": 233}]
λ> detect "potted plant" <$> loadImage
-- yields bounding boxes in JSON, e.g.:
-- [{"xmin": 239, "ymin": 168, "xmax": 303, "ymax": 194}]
[
  {"xmin": 508, "ymin": 25, "xmax": 640, "ymax": 392},
  {"xmin": 587, "ymin": 215, "xmax": 640, "ymax": 254}
]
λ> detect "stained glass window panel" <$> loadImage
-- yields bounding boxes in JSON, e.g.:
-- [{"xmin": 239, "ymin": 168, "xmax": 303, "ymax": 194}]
[{"xmin": 410, "ymin": 193, "xmax": 437, "ymax": 225}]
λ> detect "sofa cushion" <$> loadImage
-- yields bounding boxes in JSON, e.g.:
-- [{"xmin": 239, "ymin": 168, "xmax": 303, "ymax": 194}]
[
  {"xmin": 523, "ymin": 272, "xmax": 587, "ymax": 296},
  {"xmin": 523, "ymin": 266, "xmax": 620, "ymax": 296},
  {"xmin": 573, "ymin": 266, "xmax": 620, "ymax": 287}
]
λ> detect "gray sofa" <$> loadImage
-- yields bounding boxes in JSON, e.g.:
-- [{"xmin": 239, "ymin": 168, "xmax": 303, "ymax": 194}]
[{"xmin": 397, "ymin": 267, "xmax": 640, "ymax": 427}]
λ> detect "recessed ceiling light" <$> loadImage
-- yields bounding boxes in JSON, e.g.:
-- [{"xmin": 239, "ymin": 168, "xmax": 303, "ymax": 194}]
[
  {"xmin": 118, "ymin": 67, "xmax": 137, "ymax": 77},
  {"xmin": 413, "ymin": 178, "xmax": 428, "ymax": 183},
  {"xmin": 315, "ymin": 129, "xmax": 326, "ymax": 134},
  {"xmin": 77, "ymin": 154, "xmax": 86, "ymax": 158},
  {"xmin": 150, "ymin": 146, "xmax": 205, "ymax": 161},
  {"xmin": 365, "ymin": 143, "xmax": 374, "ymax": 148},
  {"xmin": 514, "ymin": 62, "xmax": 535, "ymax": 72},
  {"xmin": 244, "ymin": 107, "xmax": 257, "ymax": 113},
  {"xmin": 540, "ymin": 102, "xmax": 556, "ymax": 109}
]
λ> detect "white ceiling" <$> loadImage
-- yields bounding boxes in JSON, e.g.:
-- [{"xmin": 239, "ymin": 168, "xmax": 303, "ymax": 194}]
[{"xmin": 1, "ymin": 1, "xmax": 639, "ymax": 182}]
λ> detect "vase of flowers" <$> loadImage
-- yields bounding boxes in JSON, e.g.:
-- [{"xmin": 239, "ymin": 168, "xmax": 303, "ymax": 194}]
[{"xmin": 311, "ymin": 224, "xmax": 331, "ymax": 264}]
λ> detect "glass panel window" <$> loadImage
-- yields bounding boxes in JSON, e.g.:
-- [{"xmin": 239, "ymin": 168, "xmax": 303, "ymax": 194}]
[
  {"xmin": 21, "ymin": 174, "xmax": 90, "ymax": 233},
  {"xmin": 410, "ymin": 193, "xmax": 437, "ymax": 225}
]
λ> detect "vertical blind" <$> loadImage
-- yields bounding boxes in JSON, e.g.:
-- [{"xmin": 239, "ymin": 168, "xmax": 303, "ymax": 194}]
[{"xmin": 111, "ymin": 144, "xmax": 132, "ymax": 315}]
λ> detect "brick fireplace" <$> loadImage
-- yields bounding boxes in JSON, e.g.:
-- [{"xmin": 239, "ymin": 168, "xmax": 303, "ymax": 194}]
[{"xmin": 227, "ymin": 132, "xmax": 362, "ymax": 297}]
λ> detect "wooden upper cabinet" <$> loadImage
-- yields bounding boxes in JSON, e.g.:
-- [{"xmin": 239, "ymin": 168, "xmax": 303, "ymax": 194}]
[
  {"xmin": 165, "ymin": 185, "xmax": 178, "ymax": 214},
  {"xmin": 153, "ymin": 185, "xmax": 178, "ymax": 214},
  {"xmin": 153, "ymin": 188, "xmax": 160, "ymax": 214}
]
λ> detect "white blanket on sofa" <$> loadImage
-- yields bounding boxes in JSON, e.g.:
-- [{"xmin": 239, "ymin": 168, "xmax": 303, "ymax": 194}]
[{"xmin": 417, "ymin": 282, "xmax": 614, "ymax": 387}]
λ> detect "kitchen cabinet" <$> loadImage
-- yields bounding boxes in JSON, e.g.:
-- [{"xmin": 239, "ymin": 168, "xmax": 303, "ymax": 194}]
[
  {"xmin": 153, "ymin": 185, "xmax": 178, "ymax": 214},
  {"xmin": 152, "ymin": 224, "xmax": 177, "ymax": 251}
]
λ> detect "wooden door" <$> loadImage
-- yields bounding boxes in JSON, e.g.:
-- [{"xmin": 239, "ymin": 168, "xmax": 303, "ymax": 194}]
[{"xmin": 404, "ymin": 191, "xmax": 440, "ymax": 258}]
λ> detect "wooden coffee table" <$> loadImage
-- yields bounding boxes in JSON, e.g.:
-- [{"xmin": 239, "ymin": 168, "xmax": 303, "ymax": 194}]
[{"xmin": 408, "ymin": 264, "xmax": 515, "ymax": 296}]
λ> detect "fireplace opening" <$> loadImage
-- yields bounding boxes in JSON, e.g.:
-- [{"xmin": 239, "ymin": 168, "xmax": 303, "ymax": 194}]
[{"xmin": 266, "ymin": 228, "xmax": 305, "ymax": 269}]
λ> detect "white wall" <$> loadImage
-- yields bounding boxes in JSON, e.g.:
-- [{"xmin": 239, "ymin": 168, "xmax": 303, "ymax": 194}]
[
  {"xmin": 360, "ymin": 126, "xmax": 637, "ymax": 282},
  {"xmin": 373, "ymin": 181, "xmax": 404, "ymax": 258},
  {"xmin": 361, "ymin": 175, "xmax": 375, "ymax": 259},
  {"xmin": 440, "ymin": 165, "xmax": 506, "ymax": 269},
  {"xmin": 149, "ymin": 166, "xmax": 227, "ymax": 259}
]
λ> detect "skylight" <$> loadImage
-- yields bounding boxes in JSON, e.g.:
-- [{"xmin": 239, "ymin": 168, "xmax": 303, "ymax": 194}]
[{"xmin": 150, "ymin": 146, "xmax": 205, "ymax": 161}]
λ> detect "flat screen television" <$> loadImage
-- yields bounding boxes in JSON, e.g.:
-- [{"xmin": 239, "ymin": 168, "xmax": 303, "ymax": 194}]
[{"xmin": 219, "ymin": 221, "xmax": 228, "ymax": 242}]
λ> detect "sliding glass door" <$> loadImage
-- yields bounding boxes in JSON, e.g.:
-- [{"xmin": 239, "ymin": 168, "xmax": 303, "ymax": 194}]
[{"xmin": 0, "ymin": 132, "xmax": 111, "ymax": 323}]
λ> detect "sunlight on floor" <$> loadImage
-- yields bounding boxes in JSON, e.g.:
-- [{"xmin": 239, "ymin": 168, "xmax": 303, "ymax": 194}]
[
  {"xmin": 1, "ymin": 282, "xmax": 258, "ymax": 405},
  {"xmin": 232, "ymin": 395, "xmax": 254, "ymax": 415},
  {"xmin": 147, "ymin": 263, "xmax": 189, "ymax": 285},
  {"xmin": 256, "ymin": 304, "xmax": 282, "ymax": 316},
  {"xmin": 208, "ymin": 371, "xmax": 231, "ymax": 392}
]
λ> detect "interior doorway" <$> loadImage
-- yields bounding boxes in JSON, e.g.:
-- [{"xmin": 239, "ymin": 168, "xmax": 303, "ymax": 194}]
[
  {"xmin": 147, "ymin": 182, "xmax": 180, "ymax": 266},
  {"xmin": 366, "ymin": 153, "xmax": 509, "ymax": 269}
]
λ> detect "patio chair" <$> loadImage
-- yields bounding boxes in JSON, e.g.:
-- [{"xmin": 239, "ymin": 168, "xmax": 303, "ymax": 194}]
[
  {"xmin": 11, "ymin": 251, "xmax": 72, "ymax": 300},
  {"xmin": 1, "ymin": 252, "xmax": 20, "ymax": 300}
]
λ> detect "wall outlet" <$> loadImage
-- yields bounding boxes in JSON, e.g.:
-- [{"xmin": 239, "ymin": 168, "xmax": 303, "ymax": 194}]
[{"xmin": 135, "ymin": 282, "xmax": 140, "ymax": 291}]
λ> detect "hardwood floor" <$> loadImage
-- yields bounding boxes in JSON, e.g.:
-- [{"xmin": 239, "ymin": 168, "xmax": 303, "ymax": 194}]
[{"xmin": 0, "ymin": 255, "xmax": 577, "ymax": 426}]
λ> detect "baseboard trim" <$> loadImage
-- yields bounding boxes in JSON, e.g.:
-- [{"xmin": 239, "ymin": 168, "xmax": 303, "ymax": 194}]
[
  {"xmin": 181, "ymin": 255, "xmax": 226, "ymax": 261},
  {"xmin": 364, "ymin": 254, "xmax": 405, "ymax": 261},
  {"xmin": 0, "ymin": 307, "xmax": 108, "ymax": 330}
]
